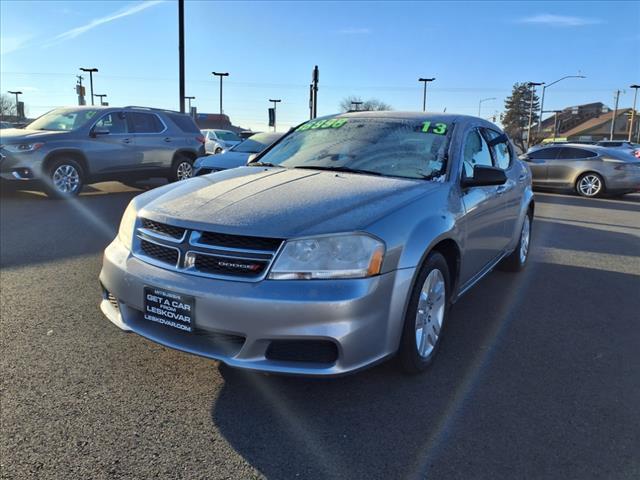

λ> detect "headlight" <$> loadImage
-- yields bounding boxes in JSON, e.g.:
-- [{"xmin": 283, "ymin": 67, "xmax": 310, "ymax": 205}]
[
  {"xmin": 269, "ymin": 233, "xmax": 385, "ymax": 280},
  {"xmin": 118, "ymin": 201, "xmax": 138, "ymax": 249},
  {"xmin": 4, "ymin": 143, "xmax": 44, "ymax": 153}
]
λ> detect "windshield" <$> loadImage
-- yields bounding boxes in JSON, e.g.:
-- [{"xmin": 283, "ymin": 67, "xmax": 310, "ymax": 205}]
[
  {"xmin": 231, "ymin": 133, "xmax": 281, "ymax": 153},
  {"xmin": 258, "ymin": 117, "xmax": 451, "ymax": 180},
  {"xmin": 27, "ymin": 108, "xmax": 100, "ymax": 131},
  {"xmin": 215, "ymin": 130, "xmax": 241, "ymax": 142}
]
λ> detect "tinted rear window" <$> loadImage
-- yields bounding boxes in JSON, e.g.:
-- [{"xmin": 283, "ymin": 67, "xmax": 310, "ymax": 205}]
[
  {"xmin": 558, "ymin": 147, "xmax": 597, "ymax": 159},
  {"xmin": 127, "ymin": 113, "xmax": 164, "ymax": 133},
  {"xmin": 167, "ymin": 113, "xmax": 201, "ymax": 133}
]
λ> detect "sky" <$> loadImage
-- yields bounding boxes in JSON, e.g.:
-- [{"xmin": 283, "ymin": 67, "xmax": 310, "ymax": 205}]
[{"xmin": 1, "ymin": 0, "xmax": 639, "ymax": 131}]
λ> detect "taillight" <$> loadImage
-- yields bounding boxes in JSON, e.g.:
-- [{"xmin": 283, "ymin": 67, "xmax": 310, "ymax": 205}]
[{"xmin": 196, "ymin": 135, "xmax": 205, "ymax": 144}]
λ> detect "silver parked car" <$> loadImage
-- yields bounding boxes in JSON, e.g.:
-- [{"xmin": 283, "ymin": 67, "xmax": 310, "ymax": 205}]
[
  {"xmin": 0, "ymin": 106, "xmax": 205, "ymax": 197},
  {"xmin": 193, "ymin": 132, "xmax": 284, "ymax": 175},
  {"xmin": 202, "ymin": 129, "xmax": 242, "ymax": 154},
  {"xmin": 100, "ymin": 112, "xmax": 534, "ymax": 376},
  {"xmin": 522, "ymin": 143, "xmax": 640, "ymax": 197}
]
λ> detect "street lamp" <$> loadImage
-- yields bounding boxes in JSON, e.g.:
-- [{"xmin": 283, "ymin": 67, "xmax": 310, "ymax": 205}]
[
  {"xmin": 478, "ymin": 97, "xmax": 496, "ymax": 117},
  {"xmin": 526, "ymin": 81, "xmax": 544, "ymax": 148},
  {"xmin": 418, "ymin": 77, "xmax": 436, "ymax": 112},
  {"xmin": 537, "ymin": 75, "xmax": 586, "ymax": 133},
  {"xmin": 212, "ymin": 72, "xmax": 229, "ymax": 114},
  {"xmin": 79, "ymin": 67, "xmax": 99, "ymax": 106},
  {"xmin": 351, "ymin": 101, "xmax": 363, "ymax": 111},
  {"xmin": 185, "ymin": 96, "xmax": 195, "ymax": 112},
  {"xmin": 628, "ymin": 84, "xmax": 639, "ymax": 142},
  {"xmin": 7, "ymin": 91, "xmax": 22, "ymax": 118},
  {"xmin": 94, "ymin": 94, "xmax": 107, "ymax": 106},
  {"xmin": 269, "ymin": 99, "xmax": 281, "ymax": 131}
]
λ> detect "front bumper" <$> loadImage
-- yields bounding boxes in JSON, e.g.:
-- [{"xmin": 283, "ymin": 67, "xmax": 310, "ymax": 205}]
[
  {"xmin": 99, "ymin": 238, "xmax": 414, "ymax": 376},
  {"xmin": 0, "ymin": 149, "xmax": 46, "ymax": 183}
]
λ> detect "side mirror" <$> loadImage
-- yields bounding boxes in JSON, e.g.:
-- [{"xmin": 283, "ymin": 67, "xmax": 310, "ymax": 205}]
[
  {"xmin": 519, "ymin": 154, "xmax": 531, "ymax": 162},
  {"xmin": 246, "ymin": 153, "xmax": 258, "ymax": 164},
  {"xmin": 461, "ymin": 165, "xmax": 507, "ymax": 188},
  {"xmin": 90, "ymin": 127, "xmax": 110, "ymax": 137}
]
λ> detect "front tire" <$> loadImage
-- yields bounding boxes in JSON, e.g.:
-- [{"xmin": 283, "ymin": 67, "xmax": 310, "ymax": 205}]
[
  {"xmin": 398, "ymin": 252, "xmax": 450, "ymax": 373},
  {"xmin": 168, "ymin": 154, "xmax": 194, "ymax": 182},
  {"xmin": 499, "ymin": 210, "xmax": 532, "ymax": 272},
  {"xmin": 43, "ymin": 159, "xmax": 84, "ymax": 198},
  {"xmin": 576, "ymin": 172, "xmax": 604, "ymax": 198}
]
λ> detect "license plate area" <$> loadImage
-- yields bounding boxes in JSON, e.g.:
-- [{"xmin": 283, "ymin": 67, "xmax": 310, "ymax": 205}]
[{"xmin": 143, "ymin": 286, "xmax": 195, "ymax": 333}]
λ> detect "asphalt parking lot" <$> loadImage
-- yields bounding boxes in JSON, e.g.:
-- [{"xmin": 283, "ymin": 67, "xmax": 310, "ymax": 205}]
[{"xmin": 1, "ymin": 183, "xmax": 639, "ymax": 480}]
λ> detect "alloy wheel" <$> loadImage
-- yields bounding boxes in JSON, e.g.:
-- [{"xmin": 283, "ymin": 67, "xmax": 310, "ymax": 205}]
[
  {"xmin": 519, "ymin": 215, "xmax": 531, "ymax": 264},
  {"xmin": 415, "ymin": 269, "xmax": 446, "ymax": 358},
  {"xmin": 578, "ymin": 174, "xmax": 602, "ymax": 197},
  {"xmin": 176, "ymin": 161, "xmax": 193, "ymax": 180},
  {"xmin": 52, "ymin": 164, "xmax": 80, "ymax": 194}
]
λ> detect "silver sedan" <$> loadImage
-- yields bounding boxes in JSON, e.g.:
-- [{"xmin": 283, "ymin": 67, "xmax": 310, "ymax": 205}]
[{"xmin": 100, "ymin": 112, "xmax": 534, "ymax": 376}]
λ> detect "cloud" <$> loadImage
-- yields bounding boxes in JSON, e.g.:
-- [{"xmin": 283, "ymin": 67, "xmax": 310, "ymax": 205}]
[
  {"xmin": 336, "ymin": 27, "xmax": 372, "ymax": 35},
  {"xmin": 0, "ymin": 35, "xmax": 32, "ymax": 55},
  {"xmin": 46, "ymin": 0, "xmax": 163, "ymax": 46},
  {"xmin": 518, "ymin": 14, "xmax": 602, "ymax": 27}
]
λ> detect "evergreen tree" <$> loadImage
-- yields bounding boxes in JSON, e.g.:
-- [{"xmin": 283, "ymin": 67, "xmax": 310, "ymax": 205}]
[{"xmin": 502, "ymin": 82, "xmax": 540, "ymax": 152}]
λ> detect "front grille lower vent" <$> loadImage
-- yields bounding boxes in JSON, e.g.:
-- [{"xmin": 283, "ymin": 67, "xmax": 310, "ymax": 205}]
[{"xmin": 140, "ymin": 239, "xmax": 179, "ymax": 266}]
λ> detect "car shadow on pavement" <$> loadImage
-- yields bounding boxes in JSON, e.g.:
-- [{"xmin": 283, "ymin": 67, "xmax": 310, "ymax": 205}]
[
  {"xmin": 209, "ymin": 257, "xmax": 640, "ymax": 480},
  {"xmin": 0, "ymin": 186, "xmax": 139, "ymax": 268}
]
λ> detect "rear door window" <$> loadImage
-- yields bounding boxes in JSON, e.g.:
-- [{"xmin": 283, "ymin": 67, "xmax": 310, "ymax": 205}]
[
  {"xmin": 528, "ymin": 147, "xmax": 562, "ymax": 160},
  {"xmin": 127, "ymin": 113, "xmax": 165, "ymax": 133}
]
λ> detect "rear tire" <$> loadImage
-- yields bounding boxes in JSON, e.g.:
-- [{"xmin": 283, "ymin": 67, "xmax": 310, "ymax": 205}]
[
  {"xmin": 576, "ymin": 172, "xmax": 604, "ymax": 198},
  {"xmin": 168, "ymin": 154, "xmax": 194, "ymax": 182},
  {"xmin": 43, "ymin": 158, "xmax": 84, "ymax": 198},
  {"xmin": 499, "ymin": 210, "xmax": 532, "ymax": 272},
  {"xmin": 398, "ymin": 252, "xmax": 450, "ymax": 374}
]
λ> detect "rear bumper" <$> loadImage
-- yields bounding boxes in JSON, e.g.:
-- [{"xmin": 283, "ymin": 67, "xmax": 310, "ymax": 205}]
[{"xmin": 99, "ymin": 238, "xmax": 415, "ymax": 376}]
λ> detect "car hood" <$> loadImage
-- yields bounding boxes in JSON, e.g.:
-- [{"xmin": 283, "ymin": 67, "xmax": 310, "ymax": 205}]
[
  {"xmin": 138, "ymin": 167, "xmax": 440, "ymax": 238},
  {"xmin": 0, "ymin": 128, "xmax": 68, "ymax": 143},
  {"xmin": 197, "ymin": 151, "xmax": 251, "ymax": 170}
]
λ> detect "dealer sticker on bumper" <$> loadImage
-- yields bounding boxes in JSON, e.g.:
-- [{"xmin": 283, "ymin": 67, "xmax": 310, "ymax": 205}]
[{"xmin": 143, "ymin": 287, "xmax": 195, "ymax": 333}]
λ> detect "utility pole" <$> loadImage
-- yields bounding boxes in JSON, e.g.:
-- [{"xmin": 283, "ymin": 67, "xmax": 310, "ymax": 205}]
[
  {"xmin": 610, "ymin": 90, "xmax": 621, "ymax": 141},
  {"xmin": 95, "ymin": 94, "xmax": 107, "ymax": 106},
  {"xmin": 7, "ymin": 91, "xmax": 22, "ymax": 119},
  {"xmin": 212, "ymin": 72, "xmax": 229, "ymax": 114},
  {"xmin": 185, "ymin": 96, "xmax": 195, "ymax": 112},
  {"xmin": 526, "ymin": 81, "xmax": 544, "ymax": 149},
  {"xmin": 178, "ymin": 0, "xmax": 185, "ymax": 113},
  {"xmin": 75, "ymin": 75, "xmax": 86, "ymax": 105},
  {"xmin": 478, "ymin": 97, "xmax": 496, "ymax": 117},
  {"xmin": 310, "ymin": 65, "xmax": 319, "ymax": 119},
  {"xmin": 418, "ymin": 77, "xmax": 435, "ymax": 112},
  {"xmin": 79, "ymin": 67, "xmax": 98, "ymax": 106},
  {"xmin": 268, "ymin": 99, "xmax": 281, "ymax": 131},
  {"xmin": 351, "ymin": 101, "xmax": 363, "ymax": 111},
  {"xmin": 628, "ymin": 84, "xmax": 639, "ymax": 142},
  {"xmin": 537, "ymin": 75, "xmax": 586, "ymax": 133}
]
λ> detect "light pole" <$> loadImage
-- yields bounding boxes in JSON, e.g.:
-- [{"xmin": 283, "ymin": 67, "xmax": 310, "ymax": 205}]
[
  {"xmin": 418, "ymin": 77, "xmax": 435, "ymax": 112},
  {"xmin": 537, "ymin": 75, "xmax": 586, "ymax": 133},
  {"xmin": 185, "ymin": 96, "xmax": 195, "ymax": 112},
  {"xmin": 610, "ymin": 89, "xmax": 622, "ymax": 141},
  {"xmin": 79, "ymin": 67, "xmax": 98, "ymax": 106},
  {"xmin": 95, "ymin": 94, "xmax": 107, "ymax": 106},
  {"xmin": 526, "ymin": 81, "xmax": 544, "ymax": 148},
  {"xmin": 351, "ymin": 101, "xmax": 363, "ymax": 111},
  {"xmin": 7, "ymin": 90, "xmax": 22, "ymax": 118},
  {"xmin": 269, "ymin": 99, "xmax": 281, "ymax": 131},
  {"xmin": 478, "ymin": 97, "xmax": 496, "ymax": 117},
  {"xmin": 628, "ymin": 84, "xmax": 639, "ymax": 142},
  {"xmin": 212, "ymin": 72, "xmax": 229, "ymax": 114}
]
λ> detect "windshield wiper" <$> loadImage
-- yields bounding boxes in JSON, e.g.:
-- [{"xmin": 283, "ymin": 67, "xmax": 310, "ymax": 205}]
[
  {"xmin": 293, "ymin": 165, "xmax": 382, "ymax": 176},
  {"xmin": 248, "ymin": 161, "xmax": 278, "ymax": 167}
]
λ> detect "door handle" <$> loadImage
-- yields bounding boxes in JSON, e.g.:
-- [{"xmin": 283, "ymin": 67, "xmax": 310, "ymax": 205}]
[
  {"xmin": 122, "ymin": 138, "xmax": 131, "ymax": 144},
  {"xmin": 164, "ymin": 137, "xmax": 172, "ymax": 143},
  {"xmin": 496, "ymin": 185, "xmax": 508, "ymax": 195}
]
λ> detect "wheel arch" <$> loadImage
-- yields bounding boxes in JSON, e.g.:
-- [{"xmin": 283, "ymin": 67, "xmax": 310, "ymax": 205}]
[{"xmin": 43, "ymin": 149, "xmax": 90, "ymax": 177}]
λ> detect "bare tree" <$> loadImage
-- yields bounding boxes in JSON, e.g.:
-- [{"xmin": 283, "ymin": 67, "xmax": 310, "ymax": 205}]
[
  {"xmin": 339, "ymin": 96, "xmax": 392, "ymax": 112},
  {"xmin": 0, "ymin": 94, "xmax": 16, "ymax": 118}
]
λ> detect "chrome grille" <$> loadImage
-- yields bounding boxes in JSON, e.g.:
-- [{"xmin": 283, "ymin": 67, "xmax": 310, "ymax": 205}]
[{"xmin": 133, "ymin": 218, "xmax": 284, "ymax": 282}]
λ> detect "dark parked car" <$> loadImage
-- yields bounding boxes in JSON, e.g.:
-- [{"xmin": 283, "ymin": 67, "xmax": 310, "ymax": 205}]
[
  {"xmin": 0, "ymin": 106, "xmax": 205, "ymax": 197},
  {"xmin": 521, "ymin": 144, "xmax": 640, "ymax": 197},
  {"xmin": 193, "ymin": 132, "xmax": 284, "ymax": 175}
]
